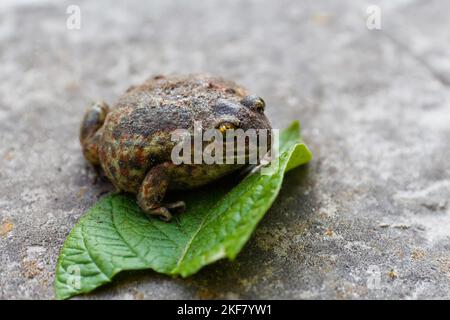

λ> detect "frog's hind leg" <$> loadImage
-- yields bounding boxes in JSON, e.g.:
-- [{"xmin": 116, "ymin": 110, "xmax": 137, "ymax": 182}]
[
  {"xmin": 80, "ymin": 101, "xmax": 110, "ymax": 166},
  {"xmin": 137, "ymin": 162, "xmax": 186, "ymax": 222}
]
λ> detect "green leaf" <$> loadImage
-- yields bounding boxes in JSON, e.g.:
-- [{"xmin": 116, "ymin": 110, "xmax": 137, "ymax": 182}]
[{"xmin": 54, "ymin": 121, "xmax": 312, "ymax": 299}]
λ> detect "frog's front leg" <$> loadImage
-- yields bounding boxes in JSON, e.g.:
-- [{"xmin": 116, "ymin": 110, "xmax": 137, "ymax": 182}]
[
  {"xmin": 80, "ymin": 101, "xmax": 110, "ymax": 166},
  {"xmin": 137, "ymin": 162, "xmax": 185, "ymax": 222}
]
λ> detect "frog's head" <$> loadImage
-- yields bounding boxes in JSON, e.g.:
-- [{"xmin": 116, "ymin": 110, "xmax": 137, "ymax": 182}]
[{"xmin": 208, "ymin": 95, "xmax": 272, "ymax": 163}]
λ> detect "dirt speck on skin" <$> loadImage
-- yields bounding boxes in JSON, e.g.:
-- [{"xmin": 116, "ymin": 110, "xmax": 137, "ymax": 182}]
[{"xmin": 0, "ymin": 220, "xmax": 14, "ymax": 237}]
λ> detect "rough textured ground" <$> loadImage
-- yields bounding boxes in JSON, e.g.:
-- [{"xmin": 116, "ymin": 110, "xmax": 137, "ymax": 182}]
[{"xmin": 0, "ymin": 0, "xmax": 449, "ymax": 299}]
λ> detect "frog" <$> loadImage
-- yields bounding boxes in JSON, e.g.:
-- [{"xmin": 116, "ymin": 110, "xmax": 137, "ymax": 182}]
[{"xmin": 80, "ymin": 74, "xmax": 272, "ymax": 221}]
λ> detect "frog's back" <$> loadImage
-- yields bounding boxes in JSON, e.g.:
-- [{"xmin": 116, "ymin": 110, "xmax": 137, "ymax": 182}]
[
  {"xmin": 98, "ymin": 74, "xmax": 248, "ymax": 192},
  {"xmin": 107, "ymin": 74, "xmax": 246, "ymax": 137}
]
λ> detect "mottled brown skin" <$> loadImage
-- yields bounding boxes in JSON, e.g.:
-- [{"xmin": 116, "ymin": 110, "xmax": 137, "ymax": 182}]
[{"xmin": 80, "ymin": 74, "xmax": 272, "ymax": 221}]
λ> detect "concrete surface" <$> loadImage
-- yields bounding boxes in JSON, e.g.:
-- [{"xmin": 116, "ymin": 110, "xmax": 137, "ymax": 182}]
[{"xmin": 0, "ymin": 0, "xmax": 449, "ymax": 299}]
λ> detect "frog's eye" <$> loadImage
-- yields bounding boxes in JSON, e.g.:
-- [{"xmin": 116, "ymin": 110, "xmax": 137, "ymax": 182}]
[
  {"xmin": 218, "ymin": 122, "xmax": 237, "ymax": 134},
  {"xmin": 241, "ymin": 95, "xmax": 265, "ymax": 113},
  {"xmin": 254, "ymin": 98, "xmax": 265, "ymax": 112}
]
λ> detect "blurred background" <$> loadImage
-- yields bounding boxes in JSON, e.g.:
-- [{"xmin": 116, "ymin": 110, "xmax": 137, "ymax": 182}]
[{"xmin": 0, "ymin": 0, "xmax": 449, "ymax": 299}]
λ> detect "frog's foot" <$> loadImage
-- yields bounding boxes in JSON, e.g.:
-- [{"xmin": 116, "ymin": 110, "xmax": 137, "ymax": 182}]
[
  {"xmin": 137, "ymin": 162, "xmax": 184, "ymax": 222},
  {"xmin": 80, "ymin": 101, "xmax": 110, "ymax": 166},
  {"xmin": 141, "ymin": 201, "xmax": 186, "ymax": 222},
  {"xmin": 145, "ymin": 207, "xmax": 173, "ymax": 222}
]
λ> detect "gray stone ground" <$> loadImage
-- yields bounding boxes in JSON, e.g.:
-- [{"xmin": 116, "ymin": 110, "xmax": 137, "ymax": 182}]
[{"xmin": 0, "ymin": 0, "xmax": 449, "ymax": 299}]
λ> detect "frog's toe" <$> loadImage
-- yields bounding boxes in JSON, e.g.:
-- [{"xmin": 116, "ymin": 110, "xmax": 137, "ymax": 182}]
[
  {"xmin": 145, "ymin": 207, "xmax": 173, "ymax": 222},
  {"xmin": 164, "ymin": 201, "xmax": 186, "ymax": 213},
  {"xmin": 142, "ymin": 202, "xmax": 185, "ymax": 222}
]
